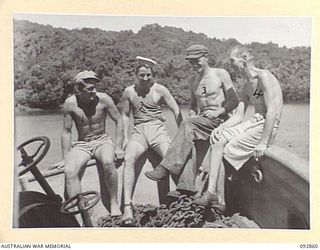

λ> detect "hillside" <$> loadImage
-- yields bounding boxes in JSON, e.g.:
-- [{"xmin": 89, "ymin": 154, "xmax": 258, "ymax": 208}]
[{"xmin": 14, "ymin": 20, "xmax": 310, "ymax": 109}]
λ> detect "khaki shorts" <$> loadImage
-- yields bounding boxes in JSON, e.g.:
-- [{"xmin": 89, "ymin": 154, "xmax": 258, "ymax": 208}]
[
  {"xmin": 130, "ymin": 119, "xmax": 171, "ymax": 155},
  {"xmin": 71, "ymin": 133, "xmax": 114, "ymax": 157},
  {"xmin": 223, "ymin": 116, "xmax": 279, "ymax": 170}
]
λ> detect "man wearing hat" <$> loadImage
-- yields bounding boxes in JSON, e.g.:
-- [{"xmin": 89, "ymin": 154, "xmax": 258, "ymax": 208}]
[
  {"xmin": 192, "ymin": 45, "xmax": 283, "ymax": 211},
  {"xmin": 121, "ymin": 56, "xmax": 182, "ymax": 225},
  {"xmin": 145, "ymin": 44, "xmax": 239, "ymax": 197},
  {"xmin": 56, "ymin": 70, "xmax": 124, "ymax": 218}
]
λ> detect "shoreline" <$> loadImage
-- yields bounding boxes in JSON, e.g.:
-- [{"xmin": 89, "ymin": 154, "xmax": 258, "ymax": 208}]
[{"xmin": 15, "ymin": 102, "xmax": 309, "ymax": 116}]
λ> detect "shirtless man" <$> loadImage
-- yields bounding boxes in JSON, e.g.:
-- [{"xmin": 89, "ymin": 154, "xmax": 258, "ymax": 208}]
[
  {"xmin": 145, "ymin": 44, "xmax": 239, "ymax": 196},
  {"xmin": 59, "ymin": 70, "xmax": 124, "ymax": 217},
  {"xmin": 121, "ymin": 57, "xmax": 182, "ymax": 225},
  {"xmin": 193, "ymin": 45, "xmax": 283, "ymax": 211}
]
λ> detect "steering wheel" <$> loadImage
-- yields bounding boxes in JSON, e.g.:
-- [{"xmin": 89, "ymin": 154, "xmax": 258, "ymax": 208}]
[
  {"xmin": 60, "ymin": 191, "xmax": 101, "ymax": 216},
  {"xmin": 17, "ymin": 136, "xmax": 50, "ymax": 176}
]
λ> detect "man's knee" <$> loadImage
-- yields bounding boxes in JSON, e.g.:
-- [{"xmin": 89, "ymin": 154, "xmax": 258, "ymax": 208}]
[
  {"xmin": 100, "ymin": 157, "xmax": 115, "ymax": 173},
  {"xmin": 124, "ymin": 152, "xmax": 137, "ymax": 168},
  {"xmin": 223, "ymin": 137, "xmax": 241, "ymax": 156},
  {"xmin": 64, "ymin": 163, "xmax": 80, "ymax": 180},
  {"xmin": 211, "ymin": 136, "xmax": 228, "ymax": 149}
]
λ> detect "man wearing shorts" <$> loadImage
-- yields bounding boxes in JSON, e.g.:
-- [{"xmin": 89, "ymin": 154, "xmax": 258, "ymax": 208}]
[
  {"xmin": 57, "ymin": 70, "xmax": 124, "ymax": 217},
  {"xmin": 121, "ymin": 56, "xmax": 182, "ymax": 225},
  {"xmin": 145, "ymin": 45, "xmax": 239, "ymax": 196},
  {"xmin": 193, "ymin": 45, "xmax": 283, "ymax": 212}
]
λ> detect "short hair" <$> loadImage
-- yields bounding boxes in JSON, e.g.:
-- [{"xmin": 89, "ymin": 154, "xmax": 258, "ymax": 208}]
[
  {"xmin": 230, "ymin": 45, "xmax": 254, "ymax": 59},
  {"xmin": 135, "ymin": 64, "xmax": 154, "ymax": 75}
]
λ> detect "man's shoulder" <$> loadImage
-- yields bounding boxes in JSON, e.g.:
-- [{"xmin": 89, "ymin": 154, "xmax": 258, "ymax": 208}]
[
  {"xmin": 258, "ymin": 69, "xmax": 273, "ymax": 79},
  {"xmin": 153, "ymin": 82, "xmax": 166, "ymax": 91},
  {"xmin": 64, "ymin": 95, "xmax": 76, "ymax": 106},
  {"xmin": 96, "ymin": 92, "xmax": 110, "ymax": 98},
  {"xmin": 123, "ymin": 85, "xmax": 135, "ymax": 97},
  {"xmin": 211, "ymin": 67, "xmax": 228, "ymax": 76},
  {"xmin": 154, "ymin": 82, "xmax": 174, "ymax": 97},
  {"xmin": 96, "ymin": 92, "xmax": 114, "ymax": 104},
  {"xmin": 64, "ymin": 94, "xmax": 75, "ymax": 102},
  {"xmin": 124, "ymin": 85, "xmax": 135, "ymax": 91},
  {"xmin": 63, "ymin": 95, "xmax": 77, "ymax": 111}
]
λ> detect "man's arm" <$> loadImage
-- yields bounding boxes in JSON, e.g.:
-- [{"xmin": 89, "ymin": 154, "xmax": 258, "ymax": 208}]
[
  {"xmin": 222, "ymin": 83, "xmax": 251, "ymax": 129},
  {"xmin": 48, "ymin": 99, "xmax": 73, "ymax": 170},
  {"xmin": 210, "ymin": 83, "xmax": 250, "ymax": 144},
  {"xmin": 210, "ymin": 102, "xmax": 245, "ymax": 144},
  {"xmin": 104, "ymin": 94, "xmax": 124, "ymax": 158},
  {"xmin": 61, "ymin": 101, "xmax": 73, "ymax": 159},
  {"xmin": 254, "ymin": 72, "xmax": 279, "ymax": 158},
  {"xmin": 189, "ymin": 77, "xmax": 198, "ymax": 117},
  {"xmin": 219, "ymin": 69, "xmax": 240, "ymax": 115},
  {"xmin": 120, "ymin": 89, "xmax": 131, "ymax": 146},
  {"xmin": 160, "ymin": 86, "xmax": 182, "ymax": 126},
  {"xmin": 220, "ymin": 102, "xmax": 245, "ymax": 129}
]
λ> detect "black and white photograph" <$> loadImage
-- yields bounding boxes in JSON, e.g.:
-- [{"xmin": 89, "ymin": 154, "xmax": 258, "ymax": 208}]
[{"xmin": 13, "ymin": 14, "xmax": 311, "ymax": 230}]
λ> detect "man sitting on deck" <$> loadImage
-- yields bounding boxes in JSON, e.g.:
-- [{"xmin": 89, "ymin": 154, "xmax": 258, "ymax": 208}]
[
  {"xmin": 56, "ymin": 70, "xmax": 124, "ymax": 217},
  {"xmin": 120, "ymin": 56, "xmax": 182, "ymax": 226},
  {"xmin": 192, "ymin": 45, "xmax": 283, "ymax": 212},
  {"xmin": 145, "ymin": 44, "xmax": 239, "ymax": 197}
]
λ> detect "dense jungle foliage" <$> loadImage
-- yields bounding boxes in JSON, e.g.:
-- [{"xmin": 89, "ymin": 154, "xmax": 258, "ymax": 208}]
[{"xmin": 14, "ymin": 20, "xmax": 310, "ymax": 109}]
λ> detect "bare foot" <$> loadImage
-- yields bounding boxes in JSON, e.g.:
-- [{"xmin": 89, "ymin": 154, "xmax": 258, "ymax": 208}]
[{"xmin": 122, "ymin": 204, "xmax": 133, "ymax": 221}]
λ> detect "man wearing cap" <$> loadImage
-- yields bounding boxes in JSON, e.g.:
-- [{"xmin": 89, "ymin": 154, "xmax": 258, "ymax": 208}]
[
  {"xmin": 56, "ymin": 70, "xmax": 124, "ymax": 217},
  {"xmin": 121, "ymin": 57, "xmax": 182, "ymax": 225},
  {"xmin": 145, "ymin": 44, "xmax": 239, "ymax": 197},
  {"xmin": 192, "ymin": 45, "xmax": 283, "ymax": 211}
]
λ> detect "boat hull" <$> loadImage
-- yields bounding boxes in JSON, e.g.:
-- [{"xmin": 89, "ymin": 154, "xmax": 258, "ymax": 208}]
[{"xmin": 224, "ymin": 145, "xmax": 309, "ymax": 229}]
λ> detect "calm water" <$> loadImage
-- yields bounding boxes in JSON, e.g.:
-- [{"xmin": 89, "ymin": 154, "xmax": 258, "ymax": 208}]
[{"xmin": 15, "ymin": 104, "xmax": 309, "ymax": 170}]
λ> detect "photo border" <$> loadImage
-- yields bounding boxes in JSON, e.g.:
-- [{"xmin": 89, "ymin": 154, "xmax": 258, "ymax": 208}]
[{"xmin": 0, "ymin": 0, "xmax": 318, "ymax": 243}]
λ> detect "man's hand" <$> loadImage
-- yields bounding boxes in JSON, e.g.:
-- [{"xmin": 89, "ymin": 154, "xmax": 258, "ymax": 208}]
[
  {"xmin": 122, "ymin": 137, "xmax": 129, "ymax": 150},
  {"xmin": 210, "ymin": 126, "xmax": 223, "ymax": 144},
  {"xmin": 115, "ymin": 147, "xmax": 125, "ymax": 161},
  {"xmin": 254, "ymin": 142, "xmax": 267, "ymax": 160},
  {"xmin": 48, "ymin": 160, "xmax": 65, "ymax": 171},
  {"xmin": 114, "ymin": 147, "xmax": 125, "ymax": 168},
  {"xmin": 188, "ymin": 109, "xmax": 197, "ymax": 117},
  {"xmin": 203, "ymin": 108, "xmax": 224, "ymax": 120}
]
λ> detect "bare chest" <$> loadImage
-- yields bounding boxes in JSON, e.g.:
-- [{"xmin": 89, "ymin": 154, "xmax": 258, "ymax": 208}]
[
  {"xmin": 247, "ymin": 80, "xmax": 265, "ymax": 104},
  {"xmin": 193, "ymin": 75, "xmax": 222, "ymax": 99},
  {"xmin": 72, "ymin": 103, "xmax": 106, "ymax": 126}
]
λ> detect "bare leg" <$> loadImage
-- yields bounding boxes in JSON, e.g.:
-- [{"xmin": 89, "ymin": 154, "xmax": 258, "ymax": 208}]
[
  {"xmin": 95, "ymin": 143, "xmax": 121, "ymax": 216},
  {"xmin": 64, "ymin": 149, "xmax": 91, "ymax": 200},
  {"xmin": 216, "ymin": 161, "xmax": 226, "ymax": 205},
  {"xmin": 207, "ymin": 137, "xmax": 228, "ymax": 197},
  {"xmin": 122, "ymin": 141, "xmax": 147, "ymax": 221}
]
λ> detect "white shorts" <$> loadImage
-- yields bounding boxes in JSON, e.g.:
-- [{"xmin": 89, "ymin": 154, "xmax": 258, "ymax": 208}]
[
  {"xmin": 222, "ymin": 116, "xmax": 279, "ymax": 170},
  {"xmin": 130, "ymin": 119, "xmax": 171, "ymax": 155}
]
